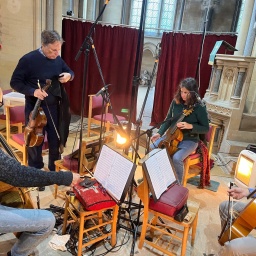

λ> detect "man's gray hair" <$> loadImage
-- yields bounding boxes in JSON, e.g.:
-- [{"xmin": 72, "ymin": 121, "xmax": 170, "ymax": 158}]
[{"xmin": 41, "ymin": 30, "xmax": 64, "ymax": 45}]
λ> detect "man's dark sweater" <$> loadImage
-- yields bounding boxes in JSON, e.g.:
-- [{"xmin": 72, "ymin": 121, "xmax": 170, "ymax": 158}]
[
  {"xmin": 10, "ymin": 49, "xmax": 74, "ymax": 151},
  {"xmin": 0, "ymin": 149, "xmax": 72, "ymax": 188},
  {"xmin": 10, "ymin": 49, "xmax": 74, "ymax": 106}
]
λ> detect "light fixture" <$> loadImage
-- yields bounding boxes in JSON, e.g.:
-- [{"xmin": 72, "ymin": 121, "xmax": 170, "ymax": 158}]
[
  {"xmin": 234, "ymin": 150, "xmax": 256, "ymax": 188},
  {"xmin": 114, "ymin": 121, "xmax": 130, "ymax": 148}
]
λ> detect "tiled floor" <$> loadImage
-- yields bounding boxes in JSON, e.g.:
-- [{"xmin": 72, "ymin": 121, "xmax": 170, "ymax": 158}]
[{"xmin": 0, "ymin": 86, "xmax": 237, "ymax": 255}]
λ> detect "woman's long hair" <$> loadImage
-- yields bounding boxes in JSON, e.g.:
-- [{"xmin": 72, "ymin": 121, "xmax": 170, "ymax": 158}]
[{"xmin": 174, "ymin": 77, "xmax": 199, "ymax": 107}]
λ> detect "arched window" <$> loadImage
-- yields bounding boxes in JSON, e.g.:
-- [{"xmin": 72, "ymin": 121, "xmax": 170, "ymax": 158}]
[{"xmin": 130, "ymin": 0, "xmax": 177, "ymax": 36}]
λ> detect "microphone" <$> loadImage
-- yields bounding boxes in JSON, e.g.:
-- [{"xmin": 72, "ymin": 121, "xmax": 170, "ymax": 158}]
[{"xmin": 95, "ymin": 84, "xmax": 110, "ymax": 97}]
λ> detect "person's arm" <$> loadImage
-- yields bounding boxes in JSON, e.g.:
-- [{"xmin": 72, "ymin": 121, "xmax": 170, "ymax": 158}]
[
  {"xmin": 189, "ymin": 104, "xmax": 209, "ymax": 134},
  {"xmin": 10, "ymin": 56, "xmax": 37, "ymax": 96},
  {"xmin": 59, "ymin": 59, "xmax": 74, "ymax": 83},
  {"xmin": 227, "ymin": 187, "xmax": 250, "ymax": 200},
  {"xmin": 0, "ymin": 149, "xmax": 73, "ymax": 187}
]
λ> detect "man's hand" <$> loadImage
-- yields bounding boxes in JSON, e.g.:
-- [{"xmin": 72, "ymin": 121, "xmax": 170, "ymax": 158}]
[
  {"xmin": 34, "ymin": 88, "xmax": 48, "ymax": 100},
  {"xmin": 227, "ymin": 187, "xmax": 249, "ymax": 200},
  {"xmin": 70, "ymin": 173, "xmax": 81, "ymax": 187},
  {"xmin": 58, "ymin": 72, "xmax": 71, "ymax": 83}
]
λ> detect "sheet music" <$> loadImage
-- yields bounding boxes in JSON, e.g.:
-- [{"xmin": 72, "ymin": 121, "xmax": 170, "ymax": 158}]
[
  {"xmin": 94, "ymin": 145, "xmax": 135, "ymax": 201},
  {"xmin": 143, "ymin": 149, "xmax": 176, "ymax": 200}
]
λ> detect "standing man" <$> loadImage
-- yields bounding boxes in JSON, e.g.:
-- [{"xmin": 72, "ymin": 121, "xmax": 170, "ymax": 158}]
[{"xmin": 10, "ymin": 30, "xmax": 74, "ymax": 190}]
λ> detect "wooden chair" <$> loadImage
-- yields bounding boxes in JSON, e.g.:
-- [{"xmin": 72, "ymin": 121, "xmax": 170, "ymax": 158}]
[
  {"xmin": 5, "ymin": 105, "xmax": 27, "ymax": 165},
  {"xmin": 87, "ymin": 94, "xmax": 126, "ymax": 137},
  {"xmin": 62, "ymin": 193, "xmax": 119, "ymax": 256},
  {"xmin": 5, "ymin": 105, "xmax": 48, "ymax": 165},
  {"xmin": 137, "ymin": 169, "xmax": 200, "ymax": 256},
  {"xmin": 182, "ymin": 123, "xmax": 218, "ymax": 187},
  {"xmin": 0, "ymin": 88, "xmax": 14, "ymax": 133}
]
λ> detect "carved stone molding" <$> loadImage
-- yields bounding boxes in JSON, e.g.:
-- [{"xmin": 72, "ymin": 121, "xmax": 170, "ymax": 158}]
[{"xmin": 206, "ymin": 103, "xmax": 232, "ymax": 117}]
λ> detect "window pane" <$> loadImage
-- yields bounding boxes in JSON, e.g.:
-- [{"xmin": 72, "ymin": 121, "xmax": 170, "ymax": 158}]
[
  {"xmin": 159, "ymin": 0, "xmax": 176, "ymax": 33},
  {"xmin": 130, "ymin": 0, "xmax": 177, "ymax": 35},
  {"xmin": 236, "ymin": 0, "xmax": 245, "ymax": 33}
]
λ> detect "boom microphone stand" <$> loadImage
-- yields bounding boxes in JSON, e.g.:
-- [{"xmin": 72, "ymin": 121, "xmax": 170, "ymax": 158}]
[
  {"xmin": 195, "ymin": 0, "xmax": 211, "ymax": 84},
  {"xmin": 74, "ymin": 1, "xmax": 111, "ymax": 173}
]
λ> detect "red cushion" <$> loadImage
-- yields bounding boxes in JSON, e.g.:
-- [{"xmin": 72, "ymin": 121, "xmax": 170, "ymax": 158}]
[
  {"xmin": 9, "ymin": 106, "xmax": 25, "ymax": 124},
  {"xmin": 63, "ymin": 154, "xmax": 79, "ymax": 172},
  {"xmin": 3, "ymin": 89, "xmax": 12, "ymax": 95},
  {"xmin": 11, "ymin": 133, "xmax": 48, "ymax": 150},
  {"xmin": 149, "ymin": 184, "xmax": 189, "ymax": 217},
  {"xmin": 92, "ymin": 95, "xmax": 104, "ymax": 109},
  {"xmin": 93, "ymin": 113, "xmax": 126, "ymax": 123},
  {"xmin": 0, "ymin": 114, "xmax": 6, "ymax": 120},
  {"xmin": 187, "ymin": 153, "xmax": 201, "ymax": 160},
  {"xmin": 73, "ymin": 181, "xmax": 116, "ymax": 211},
  {"xmin": 11, "ymin": 133, "xmax": 25, "ymax": 145}
]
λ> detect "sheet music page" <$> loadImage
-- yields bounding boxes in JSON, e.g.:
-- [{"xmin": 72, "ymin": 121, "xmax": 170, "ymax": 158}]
[
  {"xmin": 94, "ymin": 145, "xmax": 115, "ymax": 186},
  {"xmin": 104, "ymin": 153, "xmax": 134, "ymax": 200},
  {"xmin": 157, "ymin": 149, "xmax": 176, "ymax": 187},
  {"xmin": 144, "ymin": 149, "xmax": 176, "ymax": 199},
  {"xmin": 94, "ymin": 145, "xmax": 135, "ymax": 200}
]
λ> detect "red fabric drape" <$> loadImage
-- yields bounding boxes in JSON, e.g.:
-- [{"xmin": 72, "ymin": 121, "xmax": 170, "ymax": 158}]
[
  {"xmin": 61, "ymin": 19, "xmax": 139, "ymax": 117},
  {"xmin": 151, "ymin": 32, "xmax": 237, "ymax": 125}
]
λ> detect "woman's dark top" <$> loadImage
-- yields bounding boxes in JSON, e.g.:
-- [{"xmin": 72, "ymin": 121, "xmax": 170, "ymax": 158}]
[{"xmin": 158, "ymin": 100, "xmax": 209, "ymax": 142}]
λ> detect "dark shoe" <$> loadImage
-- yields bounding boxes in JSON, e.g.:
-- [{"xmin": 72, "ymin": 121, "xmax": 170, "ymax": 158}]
[{"xmin": 38, "ymin": 186, "xmax": 45, "ymax": 191}]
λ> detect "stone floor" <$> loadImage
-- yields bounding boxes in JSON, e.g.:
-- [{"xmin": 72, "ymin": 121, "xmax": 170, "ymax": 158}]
[{"xmin": 0, "ymin": 86, "xmax": 242, "ymax": 255}]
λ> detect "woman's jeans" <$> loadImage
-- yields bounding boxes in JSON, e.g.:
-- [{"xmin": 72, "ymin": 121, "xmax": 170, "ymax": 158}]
[
  {"xmin": 0, "ymin": 204, "xmax": 55, "ymax": 256},
  {"xmin": 150, "ymin": 135, "xmax": 198, "ymax": 184}
]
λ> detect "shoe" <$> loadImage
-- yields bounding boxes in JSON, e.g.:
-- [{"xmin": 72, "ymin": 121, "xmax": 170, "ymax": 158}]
[{"xmin": 38, "ymin": 186, "xmax": 45, "ymax": 191}]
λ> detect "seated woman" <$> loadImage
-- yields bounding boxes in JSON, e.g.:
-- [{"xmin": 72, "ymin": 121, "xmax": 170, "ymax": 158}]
[{"xmin": 150, "ymin": 77, "xmax": 209, "ymax": 184}]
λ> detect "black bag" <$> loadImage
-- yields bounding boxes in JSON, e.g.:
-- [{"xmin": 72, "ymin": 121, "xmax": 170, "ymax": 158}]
[{"xmin": 174, "ymin": 204, "xmax": 189, "ymax": 222}]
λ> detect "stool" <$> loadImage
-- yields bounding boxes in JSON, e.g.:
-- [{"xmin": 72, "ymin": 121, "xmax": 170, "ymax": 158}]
[
  {"xmin": 62, "ymin": 194, "xmax": 119, "ymax": 256},
  {"xmin": 54, "ymin": 136, "xmax": 104, "ymax": 199},
  {"xmin": 137, "ymin": 171, "xmax": 200, "ymax": 256}
]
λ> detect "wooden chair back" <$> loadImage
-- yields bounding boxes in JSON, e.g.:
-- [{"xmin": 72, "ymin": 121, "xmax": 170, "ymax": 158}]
[{"xmin": 182, "ymin": 123, "xmax": 218, "ymax": 186}]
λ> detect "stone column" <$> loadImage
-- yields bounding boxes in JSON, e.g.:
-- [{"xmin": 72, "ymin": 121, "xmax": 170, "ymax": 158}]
[
  {"xmin": 233, "ymin": 69, "xmax": 245, "ymax": 98},
  {"xmin": 212, "ymin": 66, "xmax": 223, "ymax": 93},
  {"xmin": 46, "ymin": 0, "xmax": 54, "ymax": 30},
  {"xmin": 235, "ymin": 0, "xmax": 254, "ymax": 56},
  {"xmin": 54, "ymin": 0, "xmax": 63, "ymax": 34},
  {"xmin": 243, "ymin": 0, "xmax": 256, "ymax": 56}
]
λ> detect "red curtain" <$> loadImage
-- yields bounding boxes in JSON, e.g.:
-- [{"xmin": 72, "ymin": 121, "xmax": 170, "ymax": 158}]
[
  {"xmin": 151, "ymin": 32, "xmax": 237, "ymax": 125},
  {"xmin": 61, "ymin": 18, "xmax": 139, "ymax": 117}
]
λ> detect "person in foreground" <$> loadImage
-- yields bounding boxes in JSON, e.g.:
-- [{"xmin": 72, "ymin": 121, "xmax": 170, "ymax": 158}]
[
  {"xmin": 217, "ymin": 186, "xmax": 256, "ymax": 255},
  {"xmin": 151, "ymin": 77, "xmax": 209, "ymax": 184},
  {"xmin": 0, "ymin": 149, "xmax": 80, "ymax": 256},
  {"xmin": 10, "ymin": 30, "xmax": 74, "ymax": 180}
]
